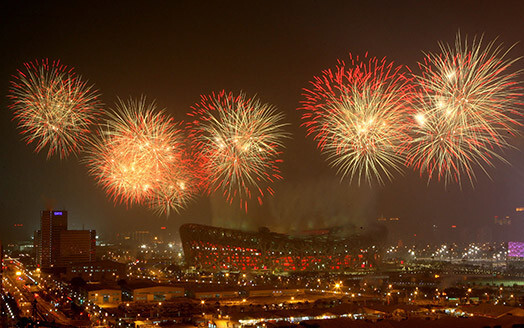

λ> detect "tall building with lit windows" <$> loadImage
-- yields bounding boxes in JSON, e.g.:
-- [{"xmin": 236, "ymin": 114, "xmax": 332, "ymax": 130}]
[
  {"xmin": 34, "ymin": 210, "xmax": 96, "ymax": 269},
  {"xmin": 39, "ymin": 210, "xmax": 68, "ymax": 268},
  {"xmin": 59, "ymin": 230, "xmax": 96, "ymax": 266}
]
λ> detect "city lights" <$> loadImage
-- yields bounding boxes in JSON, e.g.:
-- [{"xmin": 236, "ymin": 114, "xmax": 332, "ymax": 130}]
[{"xmin": 2, "ymin": 3, "xmax": 524, "ymax": 328}]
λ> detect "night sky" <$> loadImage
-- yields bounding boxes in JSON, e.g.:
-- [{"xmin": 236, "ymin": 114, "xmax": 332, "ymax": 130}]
[{"xmin": 1, "ymin": 1, "xmax": 524, "ymax": 243}]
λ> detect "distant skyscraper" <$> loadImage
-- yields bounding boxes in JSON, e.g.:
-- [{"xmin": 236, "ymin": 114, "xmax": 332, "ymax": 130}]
[
  {"xmin": 35, "ymin": 210, "xmax": 96, "ymax": 269},
  {"xmin": 40, "ymin": 210, "xmax": 68, "ymax": 268},
  {"xmin": 377, "ymin": 216, "xmax": 402, "ymax": 242},
  {"xmin": 59, "ymin": 230, "xmax": 96, "ymax": 266}
]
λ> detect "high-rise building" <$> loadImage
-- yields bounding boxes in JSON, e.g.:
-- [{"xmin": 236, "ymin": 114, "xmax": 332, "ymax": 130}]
[
  {"xmin": 59, "ymin": 230, "xmax": 96, "ymax": 266},
  {"xmin": 377, "ymin": 216, "xmax": 402, "ymax": 242},
  {"xmin": 40, "ymin": 210, "xmax": 68, "ymax": 268},
  {"xmin": 35, "ymin": 210, "xmax": 96, "ymax": 269}
]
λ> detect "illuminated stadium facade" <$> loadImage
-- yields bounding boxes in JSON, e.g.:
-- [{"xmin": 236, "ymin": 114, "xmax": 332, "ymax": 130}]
[{"xmin": 180, "ymin": 224, "xmax": 379, "ymax": 272}]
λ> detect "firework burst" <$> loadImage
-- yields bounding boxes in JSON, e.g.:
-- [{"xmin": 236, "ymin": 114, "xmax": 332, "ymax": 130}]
[
  {"xmin": 147, "ymin": 172, "xmax": 196, "ymax": 216},
  {"xmin": 188, "ymin": 91, "xmax": 289, "ymax": 209},
  {"xmin": 301, "ymin": 55, "xmax": 412, "ymax": 185},
  {"xmin": 8, "ymin": 59, "xmax": 101, "ymax": 158},
  {"xmin": 408, "ymin": 34, "xmax": 523, "ymax": 186},
  {"xmin": 86, "ymin": 98, "xmax": 195, "ymax": 214}
]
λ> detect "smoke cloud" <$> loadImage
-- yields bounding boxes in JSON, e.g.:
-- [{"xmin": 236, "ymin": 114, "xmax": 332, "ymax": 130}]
[{"xmin": 209, "ymin": 176, "xmax": 380, "ymax": 234}]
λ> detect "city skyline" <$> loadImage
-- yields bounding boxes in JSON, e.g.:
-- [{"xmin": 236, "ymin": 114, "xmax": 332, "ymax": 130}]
[{"xmin": 2, "ymin": 1, "xmax": 524, "ymax": 243}]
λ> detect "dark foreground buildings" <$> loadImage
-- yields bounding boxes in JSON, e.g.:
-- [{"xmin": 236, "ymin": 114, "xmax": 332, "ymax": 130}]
[{"xmin": 180, "ymin": 223, "xmax": 379, "ymax": 272}]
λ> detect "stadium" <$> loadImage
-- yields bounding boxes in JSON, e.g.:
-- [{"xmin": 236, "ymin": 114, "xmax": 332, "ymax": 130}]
[{"xmin": 180, "ymin": 223, "xmax": 381, "ymax": 272}]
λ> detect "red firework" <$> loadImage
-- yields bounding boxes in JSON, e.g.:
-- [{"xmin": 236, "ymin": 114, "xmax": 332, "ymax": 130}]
[
  {"xmin": 300, "ymin": 54, "xmax": 413, "ymax": 185},
  {"xmin": 187, "ymin": 91, "xmax": 289, "ymax": 210},
  {"xmin": 407, "ymin": 35, "xmax": 523, "ymax": 186},
  {"xmin": 86, "ymin": 98, "xmax": 198, "ymax": 214},
  {"xmin": 8, "ymin": 59, "xmax": 101, "ymax": 158}
]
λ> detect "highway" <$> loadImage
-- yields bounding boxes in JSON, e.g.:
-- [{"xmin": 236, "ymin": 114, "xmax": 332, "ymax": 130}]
[{"xmin": 2, "ymin": 258, "xmax": 73, "ymax": 326}]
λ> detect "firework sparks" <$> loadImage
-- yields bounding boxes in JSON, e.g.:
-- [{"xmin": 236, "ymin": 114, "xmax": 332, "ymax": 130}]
[
  {"xmin": 301, "ymin": 55, "xmax": 412, "ymax": 185},
  {"xmin": 188, "ymin": 91, "xmax": 289, "ymax": 209},
  {"xmin": 86, "ymin": 97, "xmax": 195, "ymax": 214},
  {"xmin": 148, "ymin": 173, "xmax": 196, "ymax": 216},
  {"xmin": 408, "ymin": 34, "xmax": 523, "ymax": 186},
  {"xmin": 8, "ymin": 59, "xmax": 101, "ymax": 158}
]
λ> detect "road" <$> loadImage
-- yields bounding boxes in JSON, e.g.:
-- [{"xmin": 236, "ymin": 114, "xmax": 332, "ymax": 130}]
[{"xmin": 2, "ymin": 258, "xmax": 73, "ymax": 326}]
